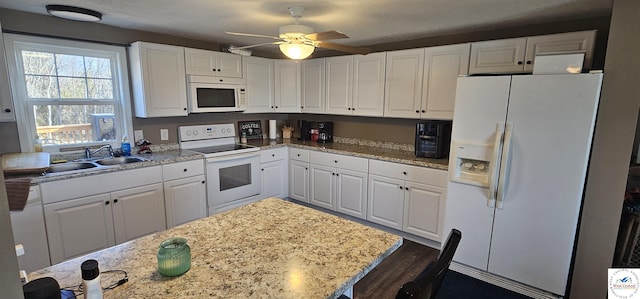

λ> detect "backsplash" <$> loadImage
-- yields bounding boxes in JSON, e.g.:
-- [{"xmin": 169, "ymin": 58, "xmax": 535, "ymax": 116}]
[{"xmin": 333, "ymin": 137, "xmax": 414, "ymax": 152}]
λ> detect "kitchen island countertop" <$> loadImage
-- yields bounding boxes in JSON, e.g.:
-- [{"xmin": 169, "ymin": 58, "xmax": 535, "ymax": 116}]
[{"xmin": 28, "ymin": 197, "xmax": 403, "ymax": 298}]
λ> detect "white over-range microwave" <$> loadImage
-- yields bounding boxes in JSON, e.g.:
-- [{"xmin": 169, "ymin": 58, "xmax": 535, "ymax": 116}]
[{"xmin": 187, "ymin": 75, "xmax": 247, "ymax": 113}]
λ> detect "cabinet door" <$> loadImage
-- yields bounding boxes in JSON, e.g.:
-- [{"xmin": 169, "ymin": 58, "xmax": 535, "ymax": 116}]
[
  {"xmin": 0, "ymin": 22, "xmax": 14, "ymax": 122},
  {"xmin": 129, "ymin": 42, "xmax": 187, "ymax": 117},
  {"xmin": 325, "ymin": 56, "xmax": 353, "ymax": 115},
  {"xmin": 289, "ymin": 160, "xmax": 309, "ymax": 203},
  {"xmin": 524, "ymin": 30, "xmax": 596, "ymax": 72},
  {"xmin": 301, "ymin": 58, "xmax": 325, "ymax": 113},
  {"xmin": 367, "ymin": 174, "xmax": 405, "ymax": 230},
  {"xmin": 403, "ymin": 181, "xmax": 446, "ymax": 241},
  {"xmin": 111, "ymin": 183, "xmax": 166, "ymax": 244},
  {"xmin": 243, "ymin": 56, "xmax": 275, "ymax": 113},
  {"xmin": 421, "ymin": 44, "xmax": 470, "ymax": 120},
  {"xmin": 11, "ymin": 201, "xmax": 50, "ymax": 272},
  {"xmin": 215, "ymin": 52, "xmax": 243, "ymax": 78},
  {"xmin": 384, "ymin": 49, "xmax": 424, "ymax": 118},
  {"xmin": 164, "ymin": 175, "xmax": 207, "ymax": 228},
  {"xmin": 309, "ymin": 164, "xmax": 336, "ymax": 210},
  {"xmin": 469, "ymin": 37, "xmax": 527, "ymax": 74},
  {"xmin": 184, "ymin": 47, "xmax": 216, "ymax": 76},
  {"xmin": 274, "ymin": 60, "xmax": 301, "ymax": 113},
  {"xmin": 336, "ymin": 169, "xmax": 368, "ymax": 219},
  {"xmin": 44, "ymin": 193, "xmax": 115, "ymax": 264},
  {"xmin": 353, "ymin": 52, "xmax": 386, "ymax": 117},
  {"xmin": 262, "ymin": 160, "xmax": 288, "ymax": 198}
]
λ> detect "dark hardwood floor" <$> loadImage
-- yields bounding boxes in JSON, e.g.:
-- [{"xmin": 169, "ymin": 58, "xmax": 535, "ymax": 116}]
[{"xmin": 353, "ymin": 240, "xmax": 439, "ymax": 299}]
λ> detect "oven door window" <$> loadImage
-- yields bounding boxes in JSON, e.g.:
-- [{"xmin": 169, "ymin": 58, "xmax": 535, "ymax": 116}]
[
  {"xmin": 219, "ymin": 163, "xmax": 252, "ymax": 191},
  {"xmin": 197, "ymin": 88, "xmax": 236, "ymax": 108}
]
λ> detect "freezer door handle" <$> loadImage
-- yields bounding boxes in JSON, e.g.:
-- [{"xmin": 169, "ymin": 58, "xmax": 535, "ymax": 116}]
[
  {"xmin": 487, "ymin": 123, "xmax": 504, "ymax": 208},
  {"xmin": 496, "ymin": 123, "xmax": 514, "ymax": 209}
]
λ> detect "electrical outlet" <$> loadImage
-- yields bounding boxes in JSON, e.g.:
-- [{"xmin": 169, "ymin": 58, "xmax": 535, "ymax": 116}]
[
  {"xmin": 134, "ymin": 130, "xmax": 144, "ymax": 141},
  {"xmin": 160, "ymin": 129, "xmax": 169, "ymax": 141}
]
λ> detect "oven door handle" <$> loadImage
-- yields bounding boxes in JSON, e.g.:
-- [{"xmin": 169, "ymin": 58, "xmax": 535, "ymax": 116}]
[{"xmin": 206, "ymin": 151, "xmax": 260, "ymax": 163}]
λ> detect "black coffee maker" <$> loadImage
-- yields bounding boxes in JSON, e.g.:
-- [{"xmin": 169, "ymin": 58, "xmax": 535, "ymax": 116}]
[
  {"xmin": 298, "ymin": 120, "xmax": 313, "ymax": 141},
  {"xmin": 317, "ymin": 121, "xmax": 334, "ymax": 143}
]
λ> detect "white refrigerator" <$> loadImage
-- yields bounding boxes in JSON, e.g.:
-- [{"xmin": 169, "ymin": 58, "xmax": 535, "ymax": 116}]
[{"xmin": 444, "ymin": 73, "xmax": 603, "ymax": 296}]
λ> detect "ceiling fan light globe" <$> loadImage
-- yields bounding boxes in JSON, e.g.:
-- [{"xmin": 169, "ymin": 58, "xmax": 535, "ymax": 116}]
[{"xmin": 279, "ymin": 43, "xmax": 314, "ymax": 60}]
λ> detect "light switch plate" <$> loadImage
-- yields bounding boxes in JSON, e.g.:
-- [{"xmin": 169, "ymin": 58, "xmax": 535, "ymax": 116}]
[
  {"xmin": 160, "ymin": 129, "xmax": 169, "ymax": 141},
  {"xmin": 134, "ymin": 130, "xmax": 144, "ymax": 141}
]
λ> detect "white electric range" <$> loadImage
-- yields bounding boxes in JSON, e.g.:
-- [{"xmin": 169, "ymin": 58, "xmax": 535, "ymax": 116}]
[{"xmin": 178, "ymin": 124, "xmax": 261, "ymax": 215}]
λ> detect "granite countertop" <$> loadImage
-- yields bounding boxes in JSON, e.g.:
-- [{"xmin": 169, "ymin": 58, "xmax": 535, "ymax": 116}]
[
  {"xmin": 250, "ymin": 138, "xmax": 449, "ymax": 170},
  {"xmin": 29, "ymin": 197, "xmax": 402, "ymax": 299}
]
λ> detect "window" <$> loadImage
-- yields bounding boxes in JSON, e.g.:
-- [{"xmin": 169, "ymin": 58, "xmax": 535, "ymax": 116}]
[{"xmin": 4, "ymin": 34, "xmax": 132, "ymax": 153}]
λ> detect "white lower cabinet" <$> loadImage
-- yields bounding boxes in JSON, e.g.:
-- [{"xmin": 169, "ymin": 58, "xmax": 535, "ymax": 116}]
[
  {"xmin": 261, "ymin": 148, "xmax": 289, "ymax": 199},
  {"xmin": 289, "ymin": 148, "xmax": 310, "ymax": 203},
  {"xmin": 163, "ymin": 160, "xmax": 207, "ymax": 228},
  {"xmin": 309, "ymin": 151, "xmax": 368, "ymax": 219},
  {"xmin": 41, "ymin": 166, "xmax": 165, "ymax": 264},
  {"xmin": 367, "ymin": 160, "xmax": 448, "ymax": 241}
]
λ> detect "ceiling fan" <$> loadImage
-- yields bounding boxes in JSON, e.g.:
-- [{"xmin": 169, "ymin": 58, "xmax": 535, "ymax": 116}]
[{"xmin": 226, "ymin": 6, "xmax": 371, "ymax": 60}]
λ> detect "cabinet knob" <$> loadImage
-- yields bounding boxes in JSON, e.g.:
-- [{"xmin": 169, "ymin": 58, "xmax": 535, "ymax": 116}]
[
  {"xmin": 219, "ymin": 79, "xmax": 224, "ymax": 82},
  {"xmin": 183, "ymin": 108, "xmax": 187, "ymax": 111},
  {"xmin": 3, "ymin": 108, "xmax": 10, "ymax": 113},
  {"xmin": 348, "ymin": 108, "xmax": 351, "ymax": 111},
  {"xmin": 271, "ymin": 106, "xmax": 274, "ymax": 108},
  {"xmin": 105, "ymin": 201, "xmax": 110, "ymax": 205},
  {"xmin": 415, "ymin": 110, "xmax": 420, "ymax": 113},
  {"xmin": 301, "ymin": 106, "xmax": 304, "ymax": 109},
  {"xmin": 352, "ymin": 108, "xmax": 355, "ymax": 111},
  {"xmin": 201, "ymin": 180, "xmax": 205, "ymax": 184},
  {"xmin": 403, "ymin": 171, "xmax": 407, "ymax": 175},
  {"xmin": 332, "ymin": 173, "xmax": 335, "ymax": 176},
  {"xmin": 405, "ymin": 187, "xmax": 409, "ymax": 190},
  {"xmin": 275, "ymin": 106, "xmax": 279, "ymax": 109},
  {"xmin": 305, "ymin": 167, "xmax": 308, "ymax": 170},
  {"xmin": 297, "ymin": 154, "xmax": 300, "ymax": 157},
  {"xmin": 334, "ymin": 160, "xmax": 338, "ymax": 163},
  {"xmin": 217, "ymin": 69, "xmax": 221, "ymax": 72},
  {"xmin": 336, "ymin": 173, "xmax": 339, "ymax": 177},
  {"xmin": 113, "ymin": 199, "xmax": 118, "ymax": 203},
  {"xmin": 261, "ymin": 169, "xmax": 264, "ymax": 171},
  {"xmin": 213, "ymin": 69, "xmax": 216, "ymax": 71},
  {"xmin": 517, "ymin": 61, "xmax": 523, "ymax": 65},
  {"xmin": 421, "ymin": 110, "xmax": 425, "ymax": 113},
  {"xmin": 399, "ymin": 186, "xmax": 403, "ymax": 189},
  {"xmin": 183, "ymin": 168, "xmax": 187, "ymax": 172},
  {"xmin": 526, "ymin": 60, "xmax": 532, "ymax": 65},
  {"xmin": 272, "ymin": 154, "xmax": 275, "ymax": 157}
]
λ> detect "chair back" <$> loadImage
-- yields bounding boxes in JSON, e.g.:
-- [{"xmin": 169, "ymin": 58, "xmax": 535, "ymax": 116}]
[{"xmin": 395, "ymin": 228, "xmax": 462, "ymax": 299}]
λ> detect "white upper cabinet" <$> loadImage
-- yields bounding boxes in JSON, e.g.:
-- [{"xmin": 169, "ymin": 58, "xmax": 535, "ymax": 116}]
[
  {"xmin": 184, "ymin": 47, "xmax": 242, "ymax": 78},
  {"xmin": 470, "ymin": 30, "xmax": 596, "ymax": 74},
  {"xmin": 274, "ymin": 60, "xmax": 301, "ymax": 113},
  {"xmin": 301, "ymin": 58, "xmax": 325, "ymax": 113},
  {"xmin": 0, "ymin": 22, "xmax": 14, "ymax": 122},
  {"xmin": 129, "ymin": 41, "xmax": 188, "ymax": 117},
  {"xmin": 421, "ymin": 43, "xmax": 470, "ymax": 120},
  {"xmin": 325, "ymin": 56, "xmax": 353, "ymax": 115},
  {"xmin": 352, "ymin": 52, "xmax": 386, "ymax": 117},
  {"xmin": 384, "ymin": 49, "xmax": 425, "ymax": 118},
  {"xmin": 243, "ymin": 56, "xmax": 275, "ymax": 113}
]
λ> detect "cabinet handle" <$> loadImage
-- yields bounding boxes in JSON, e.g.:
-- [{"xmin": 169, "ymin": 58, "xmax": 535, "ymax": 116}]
[
  {"xmin": 183, "ymin": 168, "xmax": 188, "ymax": 172},
  {"xmin": 4, "ymin": 108, "xmax": 10, "ymax": 113},
  {"xmin": 113, "ymin": 199, "xmax": 118, "ymax": 203},
  {"xmin": 105, "ymin": 201, "xmax": 110, "ymax": 205},
  {"xmin": 526, "ymin": 60, "xmax": 532, "ymax": 65},
  {"xmin": 403, "ymin": 171, "xmax": 407, "ymax": 175},
  {"xmin": 517, "ymin": 61, "xmax": 523, "ymax": 65},
  {"xmin": 219, "ymin": 79, "xmax": 223, "ymax": 82}
]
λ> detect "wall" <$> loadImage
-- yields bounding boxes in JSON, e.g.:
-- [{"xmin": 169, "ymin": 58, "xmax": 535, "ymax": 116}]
[
  {"xmin": 570, "ymin": 0, "xmax": 640, "ymax": 297},
  {"xmin": 0, "ymin": 7, "xmax": 612, "ymax": 153}
]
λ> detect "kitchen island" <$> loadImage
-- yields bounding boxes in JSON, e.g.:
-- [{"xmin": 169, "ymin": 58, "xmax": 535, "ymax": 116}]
[{"xmin": 29, "ymin": 197, "xmax": 402, "ymax": 298}]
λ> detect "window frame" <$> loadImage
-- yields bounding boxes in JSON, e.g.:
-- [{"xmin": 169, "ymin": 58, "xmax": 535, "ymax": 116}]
[{"xmin": 3, "ymin": 33, "xmax": 133, "ymax": 153}]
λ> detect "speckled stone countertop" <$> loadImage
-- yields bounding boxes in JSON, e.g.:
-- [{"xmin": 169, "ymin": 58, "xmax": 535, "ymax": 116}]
[
  {"xmin": 29, "ymin": 197, "xmax": 402, "ymax": 299},
  {"xmin": 249, "ymin": 138, "xmax": 449, "ymax": 170}
]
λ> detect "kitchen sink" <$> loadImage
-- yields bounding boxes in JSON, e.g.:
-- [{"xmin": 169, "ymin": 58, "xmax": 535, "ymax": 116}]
[
  {"xmin": 45, "ymin": 162, "xmax": 98, "ymax": 173},
  {"xmin": 94, "ymin": 156, "xmax": 148, "ymax": 165}
]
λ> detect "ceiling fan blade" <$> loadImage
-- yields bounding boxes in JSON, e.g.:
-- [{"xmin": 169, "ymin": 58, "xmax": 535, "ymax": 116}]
[
  {"xmin": 316, "ymin": 41, "xmax": 372, "ymax": 55},
  {"xmin": 225, "ymin": 32, "xmax": 282, "ymax": 40},
  {"xmin": 229, "ymin": 42, "xmax": 281, "ymax": 50},
  {"xmin": 305, "ymin": 30, "xmax": 349, "ymax": 41}
]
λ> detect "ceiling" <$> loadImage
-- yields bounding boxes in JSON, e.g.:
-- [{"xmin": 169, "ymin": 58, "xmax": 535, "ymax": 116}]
[{"xmin": 0, "ymin": 0, "xmax": 613, "ymax": 55}]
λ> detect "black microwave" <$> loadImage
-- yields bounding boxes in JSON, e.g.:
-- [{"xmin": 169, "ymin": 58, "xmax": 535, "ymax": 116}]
[{"xmin": 415, "ymin": 121, "xmax": 452, "ymax": 159}]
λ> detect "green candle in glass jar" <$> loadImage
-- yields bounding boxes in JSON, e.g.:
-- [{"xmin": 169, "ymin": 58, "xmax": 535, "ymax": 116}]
[{"xmin": 157, "ymin": 237, "xmax": 191, "ymax": 277}]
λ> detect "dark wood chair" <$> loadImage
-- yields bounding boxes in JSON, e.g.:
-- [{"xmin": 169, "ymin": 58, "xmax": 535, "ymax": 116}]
[{"xmin": 394, "ymin": 228, "xmax": 462, "ymax": 299}]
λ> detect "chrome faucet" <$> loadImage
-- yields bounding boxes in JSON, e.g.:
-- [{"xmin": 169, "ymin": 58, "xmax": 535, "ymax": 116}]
[{"xmin": 85, "ymin": 144, "xmax": 114, "ymax": 159}]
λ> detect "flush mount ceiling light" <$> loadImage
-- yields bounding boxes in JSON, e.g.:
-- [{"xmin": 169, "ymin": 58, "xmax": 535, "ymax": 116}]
[{"xmin": 46, "ymin": 5, "xmax": 102, "ymax": 22}]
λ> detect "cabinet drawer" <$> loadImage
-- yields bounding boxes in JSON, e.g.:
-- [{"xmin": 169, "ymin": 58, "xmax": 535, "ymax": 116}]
[
  {"xmin": 289, "ymin": 148, "xmax": 309, "ymax": 162},
  {"xmin": 310, "ymin": 151, "xmax": 368, "ymax": 172},
  {"xmin": 369, "ymin": 159, "xmax": 447, "ymax": 187},
  {"xmin": 261, "ymin": 147, "xmax": 288, "ymax": 163},
  {"xmin": 162, "ymin": 159, "xmax": 205, "ymax": 181}
]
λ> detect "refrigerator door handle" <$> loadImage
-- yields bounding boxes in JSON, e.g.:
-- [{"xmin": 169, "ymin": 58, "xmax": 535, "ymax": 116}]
[
  {"xmin": 496, "ymin": 123, "xmax": 513, "ymax": 209},
  {"xmin": 487, "ymin": 123, "xmax": 505, "ymax": 208}
]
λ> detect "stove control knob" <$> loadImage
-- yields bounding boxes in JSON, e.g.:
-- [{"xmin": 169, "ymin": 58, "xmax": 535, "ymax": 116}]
[{"xmin": 192, "ymin": 130, "xmax": 198, "ymax": 136}]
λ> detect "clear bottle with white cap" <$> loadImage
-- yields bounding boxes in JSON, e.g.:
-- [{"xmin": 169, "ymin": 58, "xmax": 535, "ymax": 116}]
[{"xmin": 81, "ymin": 259, "xmax": 104, "ymax": 299}]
